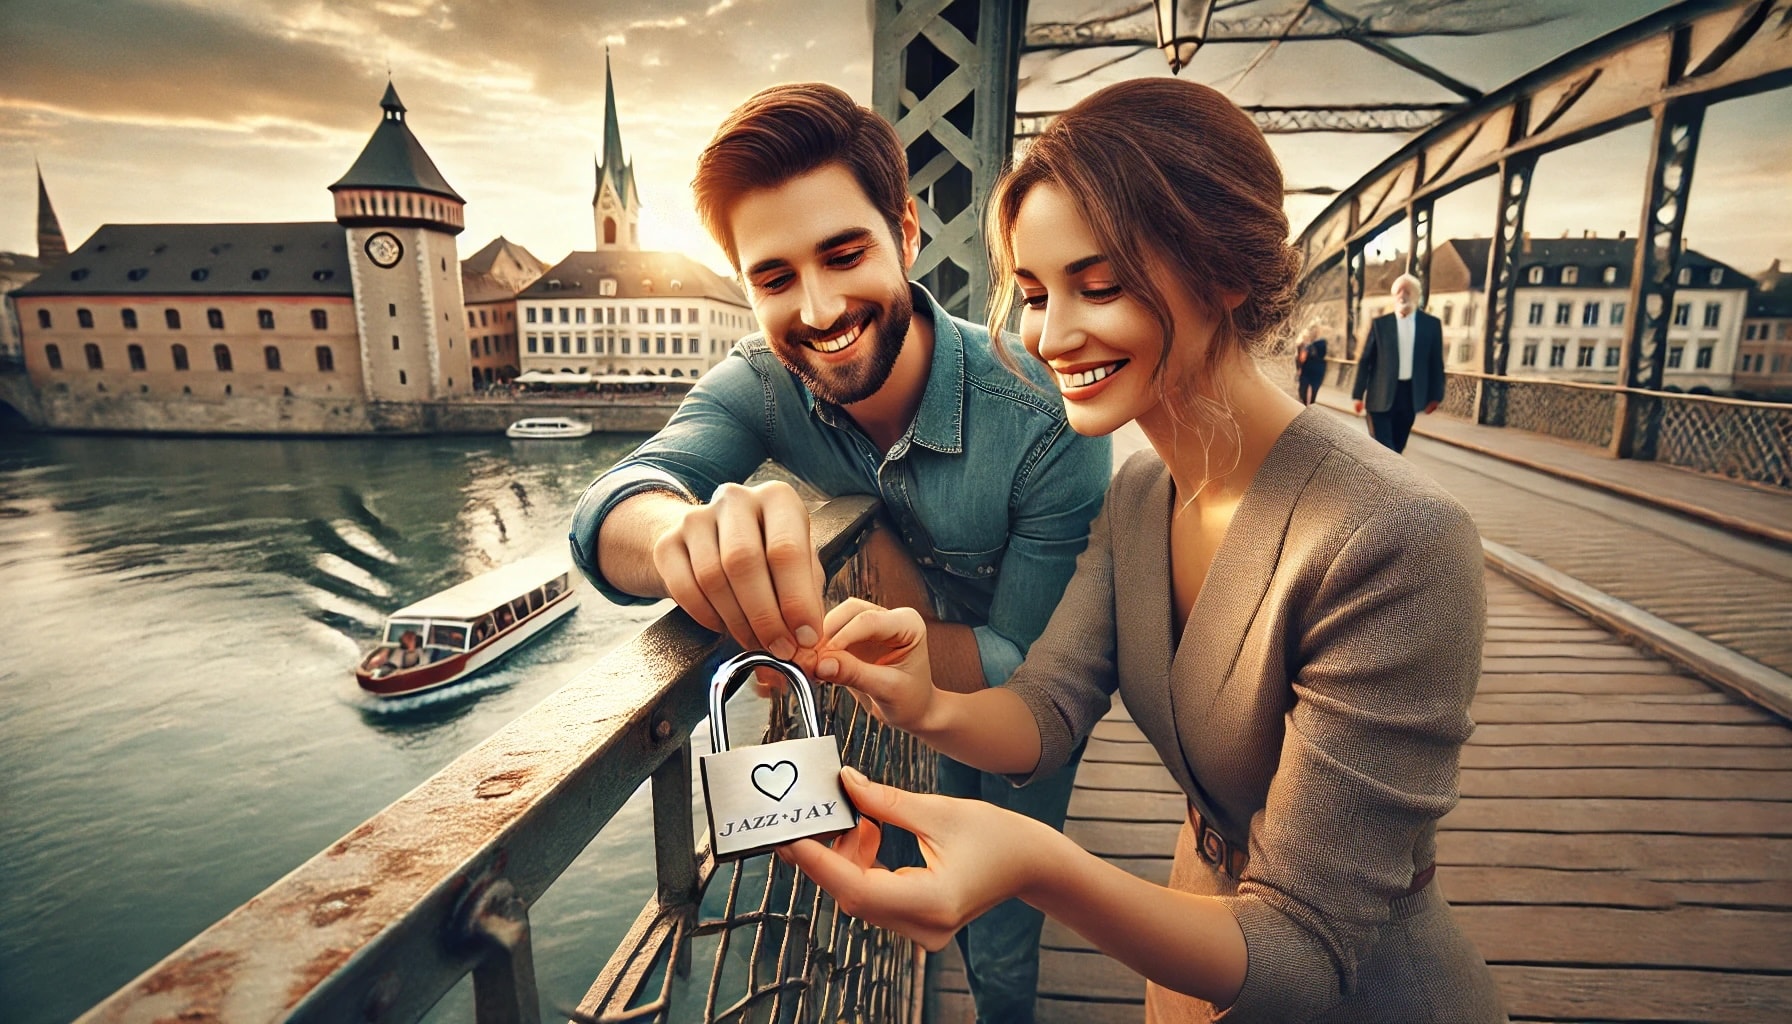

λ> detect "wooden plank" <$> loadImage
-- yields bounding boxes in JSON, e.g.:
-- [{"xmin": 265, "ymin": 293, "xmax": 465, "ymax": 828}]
[
  {"xmin": 1473, "ymin": 690, "xmax": 1736, "ymax": 705},
  {"xmin": 1065, "ymin": 820, "xmax": 1182, "ymax": 859},
  {"xmin": 1483, "ymin": 640, "xmax": 1648, "ymax": 659},
  {"xmin": 1067, "ymin": 789, "xmax": 1185, "ymax": 823},
  {"xmin": 1091, "ymin": 720, "xmax": 1152, "ymax": 743},
  {"xmin": 1036, "ymin": 998, "xmax": 1144, "ymax": 1024},
  {"xmin": 1488, "ymin": 965, "xmax": 1792, "ymax": 1024},
  {"xmin": 1036, "ymin": 948, "xmax": 1143, "ymax": 1001},
  {"xmin": 1480, "ymin": 656, "xmax": 1679, "ymax": 674},
  {"xmin": 1458, "ymin": 767, "xmax": 1792, "ymax": 800},
  {"xmin": 1469, "ymin": 721, "xmax": 1787, "ymax": 746},
  {"xmin": 1458, "ymin": 905, "xmax": 1792, "ymax": 971},
  {"xmin": 1434, "ymin": 831, "xmax": 1792, "ymax": 879},
  {"xmin": 1081, "ymin": 738, "xmax": 1169, "ymax": 765},
  {"xmin": 1469, "ymin": 700, "xmax": 1768, "ymax": 724},
  {"xmin": 1071, "ymin": 762, "xmax": 1181, "ymax": 793},
  {"xmin": 1459, "ymin": 743, "xmax": 1792, "ymax": 769},
  {"xmin": 1443, "ymin": 796, "xmax": 1792, "ymax": 834},
  {"xmin": 1440, "ymin": 865, "xmax": 1792, "ymax": 909},
  {"xmin": 1471, "ymin": 672, "xmax": 1711, "ymax": 695}
]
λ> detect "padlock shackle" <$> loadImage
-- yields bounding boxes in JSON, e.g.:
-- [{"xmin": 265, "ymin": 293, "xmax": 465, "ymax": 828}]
[{"xmin": 707, "ymin": 651, "xmax": 823, "ymax": 754}]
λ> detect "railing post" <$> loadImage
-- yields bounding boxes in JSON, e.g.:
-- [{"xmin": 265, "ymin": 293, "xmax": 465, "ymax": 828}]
[
  {"xmin": 461, "ymin": 878, "xmax": 542, "ymax": 1024},
  {"xmin": 1477, "ymin": 116, "xmax": 1534, "ymax": 429},
  {"xmin": 649, "ymin": 732, "xmax": 698, "ymax": 977}
]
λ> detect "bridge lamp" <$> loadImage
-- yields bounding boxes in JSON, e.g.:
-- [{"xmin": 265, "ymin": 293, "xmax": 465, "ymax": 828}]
[{"xmin": 1155, "ymin": 0, "xmax": 1216, "ymax": 74}]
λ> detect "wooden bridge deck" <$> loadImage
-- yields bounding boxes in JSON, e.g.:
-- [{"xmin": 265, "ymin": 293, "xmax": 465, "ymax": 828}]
[{"xmin": 931, "ymin": 569, "xmax": 1792, "ymax": 1023}]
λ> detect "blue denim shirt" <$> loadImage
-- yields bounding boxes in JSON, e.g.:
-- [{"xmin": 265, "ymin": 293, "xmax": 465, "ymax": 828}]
[{"xmin": 568, "ymin": 284, "xmax": 1111, "ymax": 687}]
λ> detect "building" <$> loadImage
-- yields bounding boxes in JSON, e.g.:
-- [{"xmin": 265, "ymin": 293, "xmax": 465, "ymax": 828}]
[
  {"xmin": 1424, "ymin": 235, "xmax": 1752, "ymax": 392},
  {"xmin": 517, "ymin": 54, "xmax": 752, "ymax": 379},
  {"xmin": 12, "ymin": 83, "xmax": 477, "ymax": 430},
  {"xmin": 1737, "ymin": 258, "xmax": 1792, "ymax": 396},
  {"xmin": 461, "ymin": 236, "xmax": 547, "ymax": 388},
  {"xmin": 0, "ymin": 167, "xmax": 68, "ymax": 367}
]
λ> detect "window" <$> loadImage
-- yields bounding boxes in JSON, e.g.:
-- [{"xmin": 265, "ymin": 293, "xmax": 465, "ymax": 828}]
[
  {"xmin": 206, "ymin": 308, "xmax": 224, "ymax": 330},
  {"xmin": 191, "ymin": 267, "xmax": 210, "ymax": 282},
  {"xmin": 316, "ymin": 345, "xmax": 334, "ymax": 372},
  {"xmin": 1673, "ymin": 303, "xmax": 1690, "ymax": 327},
  {"xmin": 311, "ymin": 309, "xmax": 328, "ymax": 330},
  {"xmin": 1602, "ymin": 266, "xmax": 1618, "ymax": 284},
  {"xmin": 622, "ymin": 337, "xmax": 632, "ymax": 355},
  {"xmin": 479, "ymin": 310, "xmax": 488, "ymax": 327},
  {"xmin": 77, "ymin": 308, "xmax": 94, "ymax": 328},
  {"xmin": 1527, "ymin": 302, "xmax": 1544, "ymax": 326},
  {"xmin": 121, "ymin": 309, "xmax": 138, "ymax": 330},
  {"xmin": 1703, "ymin": 302, "xmax": 1721, "ymax": 329},
  {"xmin": 399, "ymin": 370, "xmax": 407, "ymax": 386},
  {"xmin": 1441, "ymin": 302, "xmax": 1453, "ymax": 326},
  {"xmin": 1548, "ymin": 343, "xmax": 1566, "ymax": 368},
  {"xmin": 1555, "ymin": 303, "xmax": 1571, "ymax": 325},
  {"xmin": 264, "ymin": 346, "xmax": 282, "ymax": 371},
  {"xmin": 1611, "ymin": 302, "xmax": 1626, "ymax": 326},
  {"xmin": 1526, "ymin": 266, "xmax": 1544, "ymax": 284},
  {"xmin": 576, "ymin": 308, "xmax": 587, "ymax": 324},
  {"xmin": 1709, "ymin": 268, "xmax": 1722, "ymax": 285},
  {"xmin": 656, "ymin": 336, "xmax": 667, "ymax": 354},
  {"xmin": 1456, "ymin": 343, "xmax": 1471, "ymax": 364},
  {"xmin": 1562, "ymin": 266, "xmax": 1580, "ymax": 285},
  {"xmin": 1696, "ymin": 346, "xmax": 1714, "ymax": 369},
  {"xmin": 85, "ymin": 343, "xmax": 103, "ymax": 369},
  {"xmin": 670, "ymin": 308, "xmax": 681, "ymax": 324},
  {"xmin": 688, "ymin": 307, "xmax": 698, "ymax": 323},
  {"xmin": 1667, "ymin": 346, "xmax": 1683, "ymax": 369},
  {"xmin": 526, "ymin": 335, "xmax": 538, "ymax": 353},
  {"xmin": 672, "ymin": 337, "xmax": 683, "ymax": 354},
  {"xmin": 526, "ymin": 307, "xmax": 537, "ymax": 323},
  {"xmin": 558, "ymin": 307, "xmax": 569, "ymax": 324},
  {"xmin": 128, "ymin": 344, "xmax": 146, "ymax": 371},
  {"xmin": 1576, "ymin": 345, "xmax": 1595, "ymax": 368},
  {"xmin": 44, "ymin": 344, "xmax": 62, "ymax": 370},
  {"xmin": 622, "ymin": 308, "xmax": 631, "ymax": 324},
  {"xmin": 258, "ymin": 309, "xmax": 275, "ymax": 330},
  {"xmin": 1582, "ymin": 302, "xmax": 1600, "ymax": 327},
  {"xmin": 172, "ymin": 344, "xmax": 189, "ymax": 371},
  {"xmin": 166, "ymin": 309, "xmax": 182, "ymax": 329},
  {"xmin": 214, "ymin": 344, "xmax": 233, "ymax": 371},
  {"xmin": 392, "ymin": 335, "xmax": 400, "ymax": 350},
  {"xmin": 1747, "ymin": 324, "xmax": 1760, "ymax": 340},
  {"xmin": 655, "ymin": 307, "xmax": 666, "ymax": 324},
  {"xmin": 1605, "ymin": 346, "xmax": 1620, "ymax": 367},
  {"xmin": 601, "ymin": 278, "xmax": 617, "ymax": 297},
  {"xmin": 1677, "ymin": 267, "xmax": 1691, "ymax": 285},
  {"xmin": 251, "ymin": 267, "xmax": 269, "ymax": 281},
  {"xmin": 577, "ymin": 336, "xmax": 587, "ymax": 354}
]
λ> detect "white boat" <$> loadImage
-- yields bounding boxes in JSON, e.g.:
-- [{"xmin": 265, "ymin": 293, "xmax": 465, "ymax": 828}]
[
  {"xmin": 355, "ymin": 556, "xmax": 580, "ymax": 697},
  {"xmin": 506, "ymin": 417, "xmax": 593, "ymax": 439}
]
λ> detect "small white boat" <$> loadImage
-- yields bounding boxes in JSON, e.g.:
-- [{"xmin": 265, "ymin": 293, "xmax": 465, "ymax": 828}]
[
  {"xmin": 355, "ymin": 556, "xmax": 580, "ymax": 698},
  {"xmin": 507, "ymin": 417, "xmax": 593, "ymax": 439}
]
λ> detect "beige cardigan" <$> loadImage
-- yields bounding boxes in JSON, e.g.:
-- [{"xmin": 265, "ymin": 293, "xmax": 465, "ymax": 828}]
[{"xmin": 1006, "ymin": 406, "xmax": 1490, "ymax": 1021}]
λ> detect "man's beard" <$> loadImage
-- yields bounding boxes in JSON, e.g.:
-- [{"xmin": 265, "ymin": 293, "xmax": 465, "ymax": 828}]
[{"xmin": 777, "ymin": 288, "xmax": 914, "ymax": 407}]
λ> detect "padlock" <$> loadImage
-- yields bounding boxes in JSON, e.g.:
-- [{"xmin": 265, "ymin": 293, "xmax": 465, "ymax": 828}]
[{"xmin": 699, "ymin": 651, "xmax": 858, "ymax": 861}]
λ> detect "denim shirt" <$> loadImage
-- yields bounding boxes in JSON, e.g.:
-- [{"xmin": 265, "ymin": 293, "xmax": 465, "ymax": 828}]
[{"xmin": 568, "ymin": 284, "xmax": 1111, "ymax": 687}]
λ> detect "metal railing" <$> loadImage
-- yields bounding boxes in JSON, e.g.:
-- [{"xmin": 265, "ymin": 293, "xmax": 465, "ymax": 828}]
[
  {"xmin": 1325, "ymin": 358, "xmax": 1791, "ymax": 489},
  {"xmin": 77, "ymin": 494, "xmax": 929, "ymax": 1024}
]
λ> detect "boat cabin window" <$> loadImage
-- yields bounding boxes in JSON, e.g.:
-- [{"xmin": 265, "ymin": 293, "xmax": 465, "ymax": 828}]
[
  {"xmin": 472, "ymin": 614, "xmax": 497, "ymax": 644},
  {"xmin": 510, "ymin": 596, "xmax": 530, "ymax": 620},
  {"xmin": 428, "ymin": 623, "xmax": 470, "ymax": 650},
  {"xmin": 527, "ymin": 587, "xmax": 544, "ymax": 612},
  {"xmin": 544, "ymin": 575, "xmax": 566, "ymax": 601},
  {"xmin": 385, "ymin": 619, "xmax": 427, "ymax": 646}
]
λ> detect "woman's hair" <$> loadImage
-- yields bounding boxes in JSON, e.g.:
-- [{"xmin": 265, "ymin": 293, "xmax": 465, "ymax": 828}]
[
  {"xmin": 985, "ymin": 77, "xmax": 1301, "ymax": 395},
  {"xmin": 692, "ymin": 82, "xmax": 909, "ymax": 269}
]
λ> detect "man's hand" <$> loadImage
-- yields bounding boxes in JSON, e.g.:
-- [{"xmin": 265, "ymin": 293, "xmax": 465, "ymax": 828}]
[
  {"xmin": 1353, "ymin": 399, "xmax": 1364, "ymax": 415},
  {"xmin": 651, "ymin": 480, "xmax": 827, "ymax": 664},
  {"xmin": 1423, "ymin": 400, "xmax": 1440, "ymax": 415},
  {"xmin": 816, "ymin": 597, "xmax": 936, "ymax": 733}
]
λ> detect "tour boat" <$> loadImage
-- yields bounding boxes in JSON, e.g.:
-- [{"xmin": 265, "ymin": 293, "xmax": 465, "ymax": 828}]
[
  {"xmin": 355, "ymin": 556, "xmax": 580, "ymax": 697},
  {"xmin": 506, "ymin": 417, "xmax": 593, "ymax": 439}
]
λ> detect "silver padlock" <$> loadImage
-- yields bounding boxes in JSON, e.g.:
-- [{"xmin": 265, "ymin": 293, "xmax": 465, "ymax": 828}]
[{"xmin": 699, "ymin": 651, "xmax": 858, "ymax": 861}]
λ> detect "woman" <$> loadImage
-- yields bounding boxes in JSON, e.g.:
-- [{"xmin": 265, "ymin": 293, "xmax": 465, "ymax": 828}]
[
  {"xmin": 1296, "ymin": 322, "xmax": 1329, "ymax": 405},
  {"xmin": 783, "ymin": 78, "xmax": 1504, "ymax": 1023}
]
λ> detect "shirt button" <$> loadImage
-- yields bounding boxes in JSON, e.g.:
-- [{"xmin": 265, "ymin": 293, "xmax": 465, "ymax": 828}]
[
  {"xmin": 977, "ymin": 565, "xmax": 993, "ymax": 576},
  {"xmin": 919, "ymin": 557, "xmax": 933, "ymax": 566}
]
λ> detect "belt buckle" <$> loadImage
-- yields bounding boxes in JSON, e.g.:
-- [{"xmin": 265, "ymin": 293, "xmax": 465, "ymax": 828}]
[{"xmin": 1197, "ymin": 820, "xmax": 1229, "ymax": 872}]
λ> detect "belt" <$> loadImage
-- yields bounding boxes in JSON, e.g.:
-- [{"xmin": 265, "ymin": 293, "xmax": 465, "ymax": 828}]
[{"xmin": 1187, "ymin": 803, "xmax": 1437, "ymax": 897}]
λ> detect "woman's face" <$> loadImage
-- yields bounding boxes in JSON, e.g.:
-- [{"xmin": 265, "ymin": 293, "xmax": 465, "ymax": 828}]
[{"xmin": 1009, "ymin": 182, "xmax": 1215, "ymax": 438}]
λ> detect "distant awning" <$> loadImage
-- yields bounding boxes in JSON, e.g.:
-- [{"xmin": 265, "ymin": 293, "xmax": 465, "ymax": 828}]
[
  {"xmin": 515, "ymin": 371, "xmax": 590, "ymax": 385},
  {"xmin": 591, "ymin": 374, "xmax": 696, "ymax": 387}
]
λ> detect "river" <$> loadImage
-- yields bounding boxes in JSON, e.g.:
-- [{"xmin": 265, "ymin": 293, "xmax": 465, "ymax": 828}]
[{"xmin": 0, "ymin": 429, "xmax": 687, "ymax": 1022}]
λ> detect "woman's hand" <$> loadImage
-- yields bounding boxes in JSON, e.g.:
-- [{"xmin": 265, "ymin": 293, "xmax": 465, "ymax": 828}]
[
  {"xmin": 779, "ymin": 767, "xmax": 1046, "ymax": 952},
  {"xmin": 815, "ymin": 597, "xmax": 937, "ymax": 734}
]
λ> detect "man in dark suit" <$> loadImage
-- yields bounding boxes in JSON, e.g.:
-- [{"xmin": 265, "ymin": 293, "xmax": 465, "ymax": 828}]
[{"xmin": 1353, "ymin": 273, "xmax": 1445, "ymax": 453}]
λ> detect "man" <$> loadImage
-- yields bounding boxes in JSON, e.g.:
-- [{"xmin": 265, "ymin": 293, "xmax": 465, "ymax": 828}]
[
  {"xmin": 567, "ymin": 83, "xmax": 1111, "ymax": 1023},
  {"xmin": 1353, "ymin": 273, "xmax": 1444, "ymax": 453}
]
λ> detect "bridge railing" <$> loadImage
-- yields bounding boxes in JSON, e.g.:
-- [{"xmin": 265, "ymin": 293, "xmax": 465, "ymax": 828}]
[
  {"xmin": 1325, "ymin": 359, "xmax": 1791, "ymax": 489},
  {"xmin": 77, "ymin": 494, "xmax": 928, "ymax": 1024}
]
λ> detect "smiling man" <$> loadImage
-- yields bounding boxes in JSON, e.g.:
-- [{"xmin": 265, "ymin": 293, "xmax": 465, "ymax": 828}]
[{"xmin": 568, "ymin": 83, "xmax": 1111, "ymax": 1023}]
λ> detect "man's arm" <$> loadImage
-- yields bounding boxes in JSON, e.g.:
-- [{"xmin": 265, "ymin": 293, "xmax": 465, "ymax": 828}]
[
  {"xmin": 1352, "ymin": 321, "xmax": 1379, "ymax": 405},
  {"xmin": 1423, "ymin": 316, "xmax": 1445, "ymax": 414}
]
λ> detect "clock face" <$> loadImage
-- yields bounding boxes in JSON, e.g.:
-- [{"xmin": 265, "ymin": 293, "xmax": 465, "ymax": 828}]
[{"xmin": 365, "ymin": 232, "xmax": 403, "ymax": 268}]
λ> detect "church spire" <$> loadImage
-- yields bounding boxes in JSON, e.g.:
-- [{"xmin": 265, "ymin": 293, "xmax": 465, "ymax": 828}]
[
  {"xmin": 592, "ymin": 49, "xmax": 640, "ymax": 250},
  {"xmin": 36, "ymin": 162, "xmax": 68, "ymax": 262},
  {"xmin": 599, "ymin": 49, "xmax": 626, "ymax": 193}
]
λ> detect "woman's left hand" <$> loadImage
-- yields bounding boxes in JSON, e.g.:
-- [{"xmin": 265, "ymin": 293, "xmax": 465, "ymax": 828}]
[{"xmin": 779, "ymin": 766, "xmax": 1047, "ymax": 952}]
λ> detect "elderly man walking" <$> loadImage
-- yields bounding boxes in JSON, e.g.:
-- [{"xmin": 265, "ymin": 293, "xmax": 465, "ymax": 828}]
[{"xmin": 1353, "ymin": 273, "xmax": 1444, "ymax": 453}]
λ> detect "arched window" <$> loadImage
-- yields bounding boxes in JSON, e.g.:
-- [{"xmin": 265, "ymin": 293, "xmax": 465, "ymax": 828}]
[
  {"xmin": 172, "ymin": 344, "xmax": 190, "ymax": 371},
  {"xmin": 264, "ymin": 346, "xmax": 282, "ymax": 371},
  {"xmin": 311, "ymin": 309, "xmax": 328, "ymax": 330},
  {"xmin": 214, "ymin": 344, "xmax": 233, "ymax": 372},
  {"xmin": 604, "ymin": 217, "xmax": 617, "ymax": 245},
  {"xmin": 316, "ymin": 346, "xmax": 335, "ymax": 372},
  {"xmin": 121, "ymin": 309, "xmax": 138, "ymax": 330},
  {"xmin": 166, "ymin": 309, "xmax": 182, "ymax": 329},
  {"xmin": 36, "ymin": 309, "xmax": 51, "ymax": 329},
  {"xmin": 44, "ymin": 344, "xmax": 62, "ymax": 370},
  {"xmin": 128, "ymin": 344, "xmax": 146, "ymax": 371},
  {"xmin": 207, "ymin": 308, "xmax": 225, "ymax": 329},
  {"xmin": 77, "ymin": 308, "xmax": 94, "ymax": 328},
  {"xmin": 84, "ymin": 343, "xmax": 103, "ymax": 370},
  {"xmin": 258, "ymin": 309, "xmax": 275, "ymax": 329}
]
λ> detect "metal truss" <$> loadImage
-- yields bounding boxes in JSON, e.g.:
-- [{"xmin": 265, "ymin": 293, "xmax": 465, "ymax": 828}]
[{"xmin": 1015, "ymin": 103, "xmax": 1454, "ymax": 139}]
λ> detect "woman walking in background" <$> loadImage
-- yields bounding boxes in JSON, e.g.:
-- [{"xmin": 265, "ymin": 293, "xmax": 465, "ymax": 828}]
[{"xmin": 1296, "ymin": 322, "xmax": 1329, "ymax": 405}]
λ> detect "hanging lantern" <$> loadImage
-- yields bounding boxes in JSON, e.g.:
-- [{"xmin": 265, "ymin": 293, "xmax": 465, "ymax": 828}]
[{"xmin": 1155, "ymin": 0, "xmax": 1216, "ymax": 74}]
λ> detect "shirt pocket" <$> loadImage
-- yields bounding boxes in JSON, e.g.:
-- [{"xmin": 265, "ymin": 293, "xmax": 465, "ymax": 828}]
[{"xmin": 930, "ymin": 542, "xmax": 1006, "ymax": 581}]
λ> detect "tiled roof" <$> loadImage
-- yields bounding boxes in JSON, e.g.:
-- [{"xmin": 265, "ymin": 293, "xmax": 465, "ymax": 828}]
[
  {"xmin": 14, "ymin": 223, "xmax": 351, "ymax": 298},
  {"xmin": 520, "ymin": 250, "xmax": 746, "ymax": 306}
]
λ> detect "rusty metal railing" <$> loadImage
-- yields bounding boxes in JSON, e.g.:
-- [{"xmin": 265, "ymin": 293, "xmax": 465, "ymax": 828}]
[{"xmin": 75, "ymin": 493, "xmax": 929, "ymax": 1024}]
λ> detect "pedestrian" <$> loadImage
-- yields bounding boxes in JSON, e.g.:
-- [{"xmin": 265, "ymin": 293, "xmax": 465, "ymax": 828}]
[
  {"xmin": 1352, "ymin": 274, "xmax": 1444, "ymax": 452},
  {"xmin": 1295, "ymin": 322, "xmax": 1328, "ymax": 405}
]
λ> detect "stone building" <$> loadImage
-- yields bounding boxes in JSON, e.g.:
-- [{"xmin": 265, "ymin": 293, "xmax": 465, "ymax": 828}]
[
  {"xmin": 461, "ymin": 236, "xmax": 547, "ymax": 388},
  {"xmin": 1738, "ymin": 259, "xmax": 1792, "ymax": 396},
  {"xmin": 0, "ymin": 167, "xmax": 68, "ymax": 366}
]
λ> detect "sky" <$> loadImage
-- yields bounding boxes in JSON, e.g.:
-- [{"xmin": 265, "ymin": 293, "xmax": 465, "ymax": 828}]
[{"xmin": 3, "ymin": 0, "xmax": 1787, "ymax": 277}]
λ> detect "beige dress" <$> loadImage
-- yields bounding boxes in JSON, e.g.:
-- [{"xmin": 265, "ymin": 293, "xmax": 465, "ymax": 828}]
[{"xmin": 1006, "ymin": 407, "xmax": 1507, "ymax": 1023}]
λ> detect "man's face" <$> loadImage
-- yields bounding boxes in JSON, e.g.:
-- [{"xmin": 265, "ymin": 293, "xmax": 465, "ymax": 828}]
[
  {"xmin": 728, "ymin": 163, "xmax": 919, "ymax": 406},
  {"xmin": 1392, "ymin": 279, "xmax": 1418, "ymax": 317}
]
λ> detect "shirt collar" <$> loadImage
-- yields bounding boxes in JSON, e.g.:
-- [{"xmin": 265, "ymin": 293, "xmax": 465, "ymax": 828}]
[{"xmin": 803, "ymin": 282, "xmax": 965, "ymax": 455}]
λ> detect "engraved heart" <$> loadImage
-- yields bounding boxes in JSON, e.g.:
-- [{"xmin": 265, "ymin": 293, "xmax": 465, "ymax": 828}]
[{"xmin": 751, "ymin": 760, "xmax": 799, "ymax": 802}]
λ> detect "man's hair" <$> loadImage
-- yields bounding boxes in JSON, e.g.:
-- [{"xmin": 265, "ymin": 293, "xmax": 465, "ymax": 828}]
[
  {"xmin": 693, "ymin": 83, "xmax": 909, "ymax": 268},
  {"xmin": 1392, "ymin": 273, "xmax": 1422, "ymax": 296}
]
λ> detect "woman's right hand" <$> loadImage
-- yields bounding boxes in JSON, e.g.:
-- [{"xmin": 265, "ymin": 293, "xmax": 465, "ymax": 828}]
[{"xmin": 815, "ymin": 597, "xmax": 936, "ymax": 734}]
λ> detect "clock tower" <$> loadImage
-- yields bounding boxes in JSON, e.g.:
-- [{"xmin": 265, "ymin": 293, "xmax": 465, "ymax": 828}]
[{"xmin": 330, "ymin": 82, "xmax": 472, "ymax": 402}]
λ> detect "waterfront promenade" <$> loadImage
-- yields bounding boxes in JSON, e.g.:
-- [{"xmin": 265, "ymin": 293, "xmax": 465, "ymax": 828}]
[{"xmin": 934, "ymin": 406, "xmax": 1792, "ymax": 1023}]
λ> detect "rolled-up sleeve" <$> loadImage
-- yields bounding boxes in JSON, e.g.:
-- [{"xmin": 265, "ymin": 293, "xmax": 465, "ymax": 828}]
[
  {"xmin": 1214, "ymin": 497, "xmax": 1484, "ymax": 1022},
  {"xmin": 976, "ymin": 419, "xmax": 1110, "ymax": 687},
  {"xmin": 567, "ymin": 352, "xmax": 773, "ymax": 604}
]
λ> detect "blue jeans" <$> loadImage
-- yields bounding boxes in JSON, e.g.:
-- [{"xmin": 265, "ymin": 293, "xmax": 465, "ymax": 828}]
[{"xmin": 937, "ymin": 743, "xmax": 1085, "ymax": 1024}]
